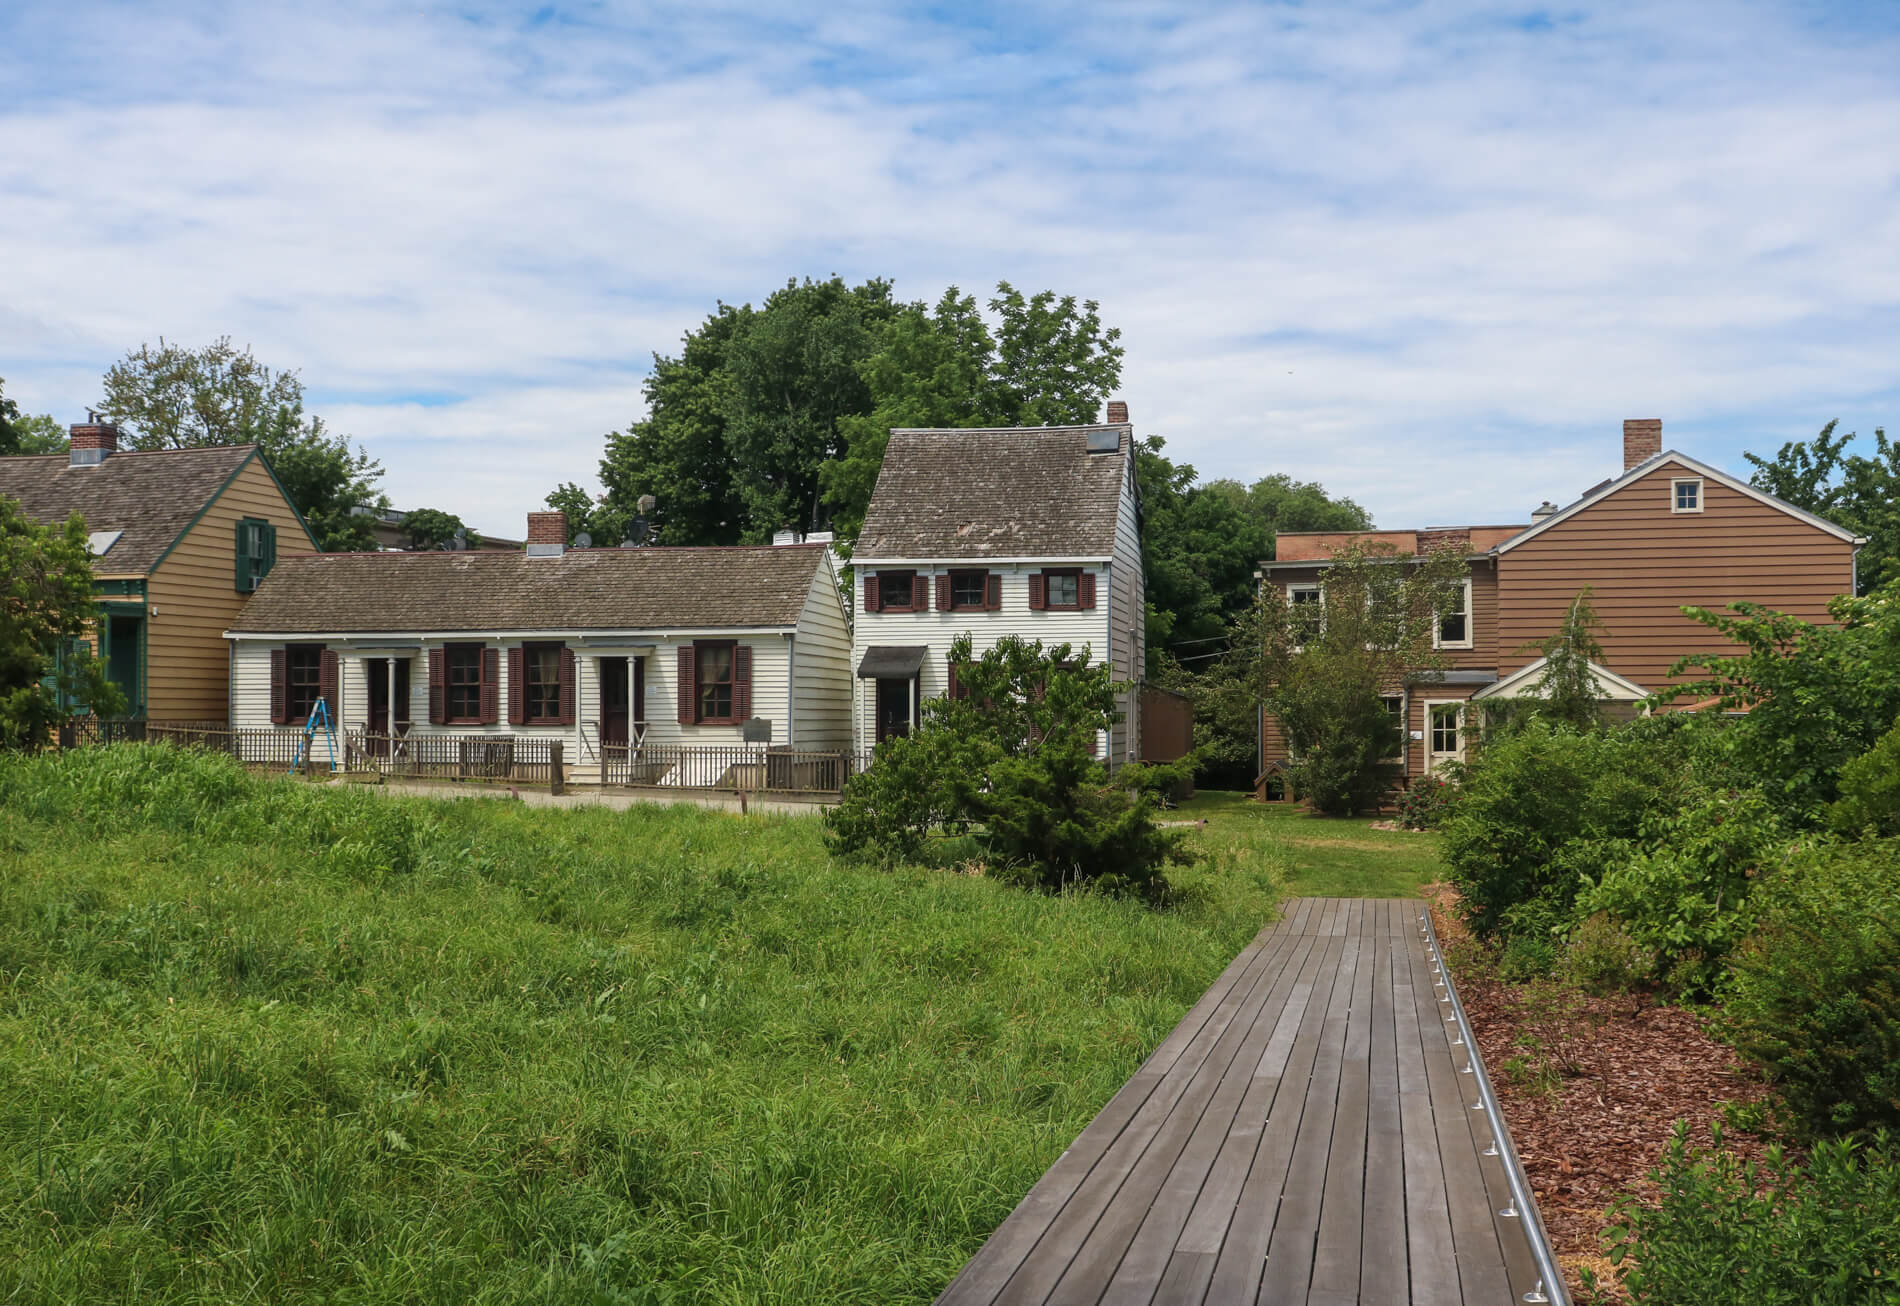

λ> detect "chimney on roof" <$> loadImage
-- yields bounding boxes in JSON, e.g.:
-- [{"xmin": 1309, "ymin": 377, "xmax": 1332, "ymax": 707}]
[
  {"xmin": 526, "ymin": 510, "xmax": 567, "ymax": 557},
  {"xmin": 69, "ymin": 413, "xmax": 119, "ymax": 467},
  {"xmin": 1623, "ymin": 418, "xmax": 1662, "ymax": 471},
  {"xmin": 1531, "ymin": 500, "xmax": 1560, "ymax": 523},
  {"xmin": 1105, "ymin": 400, "xmax": 1129, "ymax": 425}
]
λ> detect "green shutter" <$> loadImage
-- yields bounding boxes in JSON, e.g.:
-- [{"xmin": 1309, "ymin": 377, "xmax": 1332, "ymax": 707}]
[
  {"xmin": 235, "ymin": 520, "xmax": 252, "ymax": 591},
  {"xmin": 262, "ymin": 522, "xmax": 277, "ymax": 581}
]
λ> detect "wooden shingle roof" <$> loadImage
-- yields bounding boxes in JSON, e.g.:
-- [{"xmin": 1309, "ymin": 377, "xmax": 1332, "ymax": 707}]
[
  {"xmin": 228, "ymin": 544, "xmax": 829, "ymax": 634},
  {"xmin": 854, "ymin": 424, "xmax": 1132, "ymax": 561},
  {"xmin": 0, "ymin": 445, "xmax": 259, "ymax": 575}
]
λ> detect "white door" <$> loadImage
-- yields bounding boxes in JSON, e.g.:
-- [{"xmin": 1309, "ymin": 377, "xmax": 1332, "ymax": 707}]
[{"xmin": 1424, "ymin": 700, "xmax": 1465, "ymax": 773}]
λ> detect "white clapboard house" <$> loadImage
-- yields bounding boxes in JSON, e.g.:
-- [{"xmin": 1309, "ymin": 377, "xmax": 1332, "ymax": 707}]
[
  {"xmin": 850, "ymin": 402, "xmax": 1146, "ymax": 764},
  {"xmin": 225, "ymin": 512, "xmax": 852, "ymax": 774}
]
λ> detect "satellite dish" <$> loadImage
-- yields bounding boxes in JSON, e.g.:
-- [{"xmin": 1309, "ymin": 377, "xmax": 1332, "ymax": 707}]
[{"xmin": 574, "ymin": 532, "xmax": 593, "ymax": 549}]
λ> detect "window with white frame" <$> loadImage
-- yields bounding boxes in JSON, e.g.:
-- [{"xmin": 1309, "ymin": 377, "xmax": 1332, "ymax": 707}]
[
  {"xmin": 1434, "ymin": 578, "xmax": 1473, "ymax": 650},
  {"xmin": 1381, "ymin": 693, "xmax": 1405, "ymax": 762},
  {"xmin": 1287, "ymin": 584, "xmax": 1323, "ymax": 644},
  {"xmin": 1672, "ymin": 478, "xmax": 1703, "ymax": 513},
  {"xmin": 1428, "ymin": 702, "xmax": 1463, "ymax": 763}
]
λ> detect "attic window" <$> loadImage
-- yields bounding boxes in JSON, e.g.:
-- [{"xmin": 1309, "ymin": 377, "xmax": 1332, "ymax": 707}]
[{"xmin": 1672, "ymin": 478, "xmax": 1703, "ymax": 513}]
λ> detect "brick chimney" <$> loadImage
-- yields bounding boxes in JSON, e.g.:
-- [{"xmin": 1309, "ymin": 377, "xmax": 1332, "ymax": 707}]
[
  {"xmin": 1105, "ymin": 400, "xmax": 1129, "ymax": 425},
  {"xmin": 1623, "ymin": 419, "xmax": 1662, "ymax": 471},
  {"xmin": 68, "ymin": 415, "xmax": 119, "ymax": 467},
  {"xmin": 526, "ymin": 510, "xmax": 567, "ymax": 557}
]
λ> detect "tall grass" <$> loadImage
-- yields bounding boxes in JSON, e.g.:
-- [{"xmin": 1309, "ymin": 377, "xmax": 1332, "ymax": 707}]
[{"xmin": 0, "ymin": 747, "xmax": 1285, "ymax": 1304}]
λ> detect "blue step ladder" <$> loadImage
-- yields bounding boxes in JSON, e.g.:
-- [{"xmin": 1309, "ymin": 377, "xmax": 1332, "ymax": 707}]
[{"xmin": 289, "ymin": 699, "xmax": 340, "ymax": 775}]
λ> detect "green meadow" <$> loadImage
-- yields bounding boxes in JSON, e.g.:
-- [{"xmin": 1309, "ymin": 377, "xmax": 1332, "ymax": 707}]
[{"xmin": 0, "ymin": 747, "xmax": 1433, "ymax": 1304}]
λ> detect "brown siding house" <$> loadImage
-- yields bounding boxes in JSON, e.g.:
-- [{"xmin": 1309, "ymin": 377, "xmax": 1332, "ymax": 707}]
[
  {"xmin": 1258, "ymin": 419, "xmax": 1862, "ymax": 790},
  {"xmin": 0, "ymin": 422, "xmax": 315, "ymax": 721}
]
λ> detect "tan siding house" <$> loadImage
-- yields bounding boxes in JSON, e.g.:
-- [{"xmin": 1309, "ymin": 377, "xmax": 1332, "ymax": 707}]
[
  {"xmin": 0, "ymin": 422, "xmax": 314, "ymax": 721},
  {"xmin": 1258, "ymin": 419, "xmax": 1862, "ymax": 789}
]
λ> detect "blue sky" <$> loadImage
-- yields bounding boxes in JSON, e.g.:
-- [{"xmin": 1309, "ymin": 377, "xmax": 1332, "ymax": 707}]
[{"xmin": 3, "ymin": 0, "xmax": 1897, "ymax": 538}]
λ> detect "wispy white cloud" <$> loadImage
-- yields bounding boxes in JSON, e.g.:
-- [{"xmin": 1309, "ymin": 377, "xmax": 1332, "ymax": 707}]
[{"xmin": 2, "ymin": 0, "xmax": 1896, "ymax": 538}]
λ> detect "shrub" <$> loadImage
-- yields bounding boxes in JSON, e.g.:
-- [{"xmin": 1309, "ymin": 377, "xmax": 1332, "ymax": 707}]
[
  {"xmin": 1595, "ymin": 1124, "xmax": 1900, "ymax": 1306},
  {"xmin": 1720, "ymin": 839, "xmax": 1900, "ymax": 1140},
  {"xmin": 1828, "ymin": 719, "xmax": 1900, "ymax": 837},
  {"xmin": 1437, "ymin": 717, "xmax": 1702, "ymax": 940},
  {"xmin": 1116, "ymin": 757, "xmax": 1196, "ymax": 807},
  {"xmin": 1395, "ymin": 775, "xmax": 1457, "ymax": 830},
  {"xmin": 825, "ymin": 635, "xmax": 1190, "ymax": 899},
  {"xmin": 1562, "ymin": 913, "xmax": 1654, "ymax": 994},
  {"xmin": 1574, "ymin": 786, "xmax": 1787, "ymax": 997}
]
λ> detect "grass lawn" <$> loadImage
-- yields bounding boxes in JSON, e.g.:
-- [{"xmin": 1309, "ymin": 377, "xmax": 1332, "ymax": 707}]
[
  {"xmin": 1176, "ymin": 790, "xmax": 1443, "ymax": 898},
  {"xmin": 1, "ymin": 748, "xmax": 1304, "ymax": 1305}
]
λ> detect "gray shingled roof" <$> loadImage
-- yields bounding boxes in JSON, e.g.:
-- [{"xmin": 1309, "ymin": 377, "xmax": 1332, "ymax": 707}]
[
  {"xmin": 855, "ymin": 424, "xmax": 1131, "ymax": 560},
  {"xmin": 0, "ymin": 445, "xmax": 261, "ymax": 575},
  {"xmin": 228, "ymin": 544, "xmax": 828, "ymax": 634}
]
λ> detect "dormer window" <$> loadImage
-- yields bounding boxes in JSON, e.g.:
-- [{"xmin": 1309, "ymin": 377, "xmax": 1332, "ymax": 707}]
[{"xmin": 1672, "ymin": 478, "xmax": 1703, "ymax": 513}]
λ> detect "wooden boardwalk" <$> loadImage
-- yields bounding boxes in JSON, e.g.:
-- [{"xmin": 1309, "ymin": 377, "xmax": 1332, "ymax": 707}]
[{"xmin": 935, "ymin": 898, "xmax": 1561, "ymax": 1306}]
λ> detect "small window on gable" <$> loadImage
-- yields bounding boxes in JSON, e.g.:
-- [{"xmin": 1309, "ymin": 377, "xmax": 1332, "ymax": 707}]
[
  {"xmin": 1434, "ymin": 579, "xmax": 1473, "ymax": 650},
  {"xmin": 1672, "ymin": 478, "xmax": 1703, "ymax": 513},
  {"xmin": 235, "ymin": 518, "xmax": 276, "ymax": 593}
]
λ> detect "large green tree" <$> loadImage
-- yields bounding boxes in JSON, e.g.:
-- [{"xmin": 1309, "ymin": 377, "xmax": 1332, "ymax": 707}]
[
  {"xmin": 567, "ymin": 279, "xmax": 1125, "ymax": 546},
  {"xmin": 2, "ymin": 498, "xmax": 123, "ymax": 747},
  {"xmin": 1745, "ymin": 420, "xmax": 1897, "ymax": 594},
  {"xmin": 97, "ymin": 338, "xmax": 385, "ymax": 551}
]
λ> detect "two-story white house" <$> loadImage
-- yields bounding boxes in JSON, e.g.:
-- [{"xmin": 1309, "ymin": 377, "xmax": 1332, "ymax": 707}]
[{"xmin": 849, "ymin": 404, "xmax": 1146, "ymax": 765}]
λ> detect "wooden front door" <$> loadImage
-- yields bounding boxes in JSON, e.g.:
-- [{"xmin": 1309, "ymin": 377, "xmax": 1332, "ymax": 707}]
[
  {"xmin": 366, "ymin": 658, "xmax": 411, "ymax": 752},
  {"xmin": 875, "ymin": 677, "xmax": 914, "ymax": 743},
  {"xmin": 600, "ymin": 657, "xmax": 646, "ymax": 746}
]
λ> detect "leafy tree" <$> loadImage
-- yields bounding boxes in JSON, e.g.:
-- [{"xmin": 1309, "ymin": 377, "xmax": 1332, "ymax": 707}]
[
  {"xmin": 398, "ymin": 508, "xmax": 481, "ymax": 551},
  {"xmin": 722, "ymin": 277, "xmax": 903, "ymax": 537},
  {"xmin": 825, "ymin": 635, "xmax": 1189, "ymax": 898},
  {"xmin": 1252, "ymin": 542, "xmax": 1470, "ymax": 815},
  {"xmin": 589, "ymin": 304, "xmax": 753, "ymax": 546},
  {"xmin": 1245, "ymin": 473, "xmax": 1374, "ymax": 537},
  {"xmin": 1745, "ymin": 420, "xmax": 1898, "ymax": 594},
  {"xmin": 2, "ymin": 498, "xmax": 124, "ymax": 747},
  {"xmin": 96, "ymin": 337, "xmax": 385, "ymax": 550},
  {"xmin": 1530, "ymin": 587, "xmax": 1609, "ymax": 728},
  {"xmin": 1657, "ymin": 582, "xmax": 1900, "ymax": 822},
  {"xmin": 0, "ymin": 380, "xmax": 66, "ymax": 455}
]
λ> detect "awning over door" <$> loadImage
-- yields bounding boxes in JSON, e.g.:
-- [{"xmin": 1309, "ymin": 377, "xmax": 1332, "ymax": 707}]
[{"xmin": 857, "ymin": 645, "xmax": 927, "ymax": 680}]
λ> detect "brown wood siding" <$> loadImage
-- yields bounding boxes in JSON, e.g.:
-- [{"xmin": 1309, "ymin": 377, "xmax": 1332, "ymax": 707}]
[
  {"xmin": 1496, "ymin": 466, "xmax": 1858, "ymax": 689},
  {"xmin": 143, "ymin": 457, "xmax": 311, "ymax": 721}
]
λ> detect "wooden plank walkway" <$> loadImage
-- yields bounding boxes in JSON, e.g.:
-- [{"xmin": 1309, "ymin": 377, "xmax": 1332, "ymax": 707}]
[{"xmin": 935, "ymin": 898, "xmax": 1558, "ymax": 1306}]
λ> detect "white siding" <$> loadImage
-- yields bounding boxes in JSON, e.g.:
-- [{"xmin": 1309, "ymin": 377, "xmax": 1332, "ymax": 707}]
[
  {"xmin": 229, "ymin": 634, "xmax": 800, "ymax": 756},
  {"xmin": 1108, "ymin": 452, "xmax": 1146, "ymax": 763},
  {"xmin": 849, "ymin": 564, "xmax": 1113, "ymax": 755},
  {"xmin": 790, "ymin": 557, "xmax": 853, "ymax": 748}
]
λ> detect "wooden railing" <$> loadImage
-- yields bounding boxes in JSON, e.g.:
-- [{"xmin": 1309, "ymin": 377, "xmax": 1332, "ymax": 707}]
[{"xmin": 73, "ymin": 721, "xmax": 866, "ymax": 796}]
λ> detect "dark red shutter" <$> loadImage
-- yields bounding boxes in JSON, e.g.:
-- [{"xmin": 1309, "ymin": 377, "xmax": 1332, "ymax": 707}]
[
  {"xmin": 1078, "ymin": 572, "xmax": 1097, "ymax": 610},
  {"xmin": 480, "ymin": 647, "xmax": 500, "ymax": 725},
  {"xmin": 1029, "ymin": 572, "xmax": 1046, "ymax": 610},
  {"xmin": 676, "ymin": 645, "xmax": 695, "ymax": 724},
  {"xmin": 863, "ymin": 574, "xmax": 879, "ymax": 613},
  {"xmin": 734, "ymin": 645, "xmax": 752, "ymax": 722},
  {"xmin": 910, "ymin": 574, "xmax": 925, "ymax": 611},
  {"xmin": 985, "ymin": 573, "xmax": 1001, "ymax": 610},
  {"xmin": 558, "ymin": 647, "xmax": 576, "ymax": 726},
  {"xmin": 947, "ymin": 659, "xmax": 961, "ymax": 700},
  {"xmin": 319, "ymin": 648, "xmax": 339, "ymax": 719},
  {"xmin": 936, "ymin": 574, "xmax": 952, "ymax": 611},
  {"xmin": 507, "ymin": 646, "xmax": 526, "ymax": 726},
  {"xmin": 428, "ymin": 648, "xmax": 446, "ymax": 725},
  {"xmin": 269, "ymin": 648, "xmax": 288, "ymax": 725}
]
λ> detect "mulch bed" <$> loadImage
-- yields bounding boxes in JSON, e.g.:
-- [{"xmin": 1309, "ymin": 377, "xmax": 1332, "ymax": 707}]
[{"xmin": 1424, "ymin": 885, "xmax": 1779, "ymax": 1300}]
